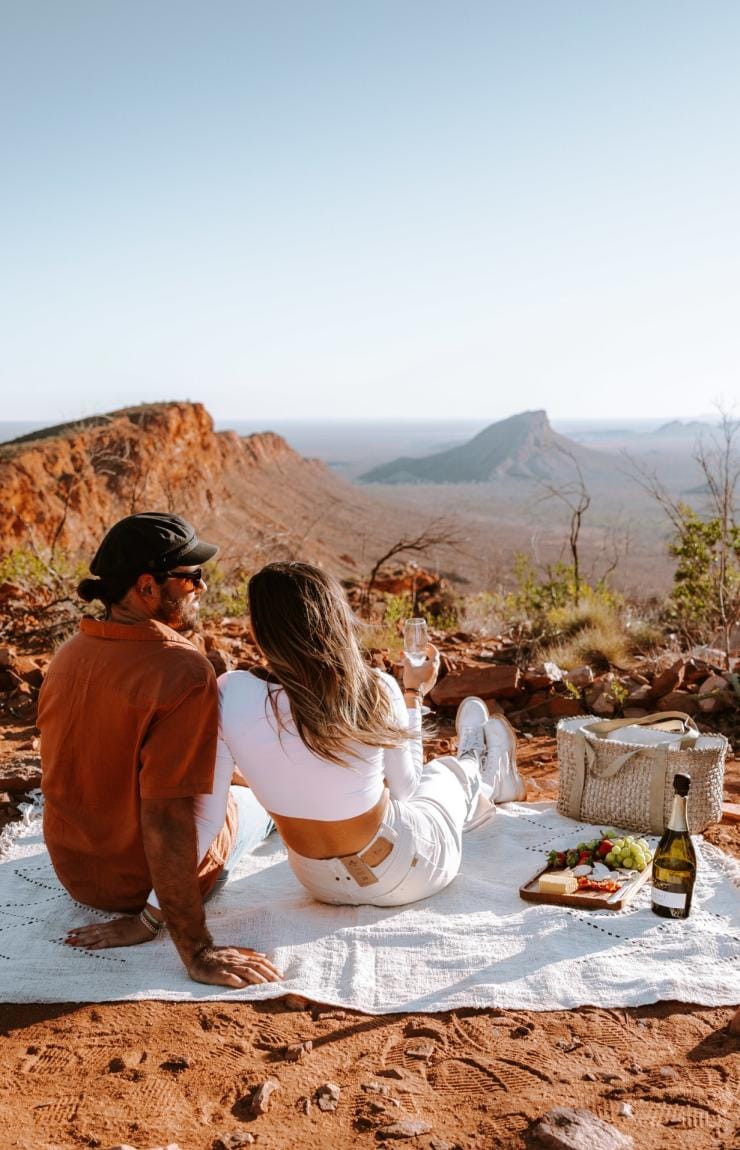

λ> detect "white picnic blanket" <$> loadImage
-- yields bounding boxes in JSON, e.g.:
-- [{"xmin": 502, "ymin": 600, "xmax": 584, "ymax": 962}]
[{"xmin": 1, "ymin": 794, "xmax": 738, "ymax": 1012}]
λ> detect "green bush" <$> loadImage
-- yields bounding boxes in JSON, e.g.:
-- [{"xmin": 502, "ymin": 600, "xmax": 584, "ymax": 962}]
[
  {"xmin": 0, "ymin": 547, "xmax": 87, "ymax": 595},
  {"xmin": 199, "ymin": 562, "xmax": 251, "ymax": 620},
  {"xmin": 667, "ymin": 504, "xmax": 740, "ymax": 642}
]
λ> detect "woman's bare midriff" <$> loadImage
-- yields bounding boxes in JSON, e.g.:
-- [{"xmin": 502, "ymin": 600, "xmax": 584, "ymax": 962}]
[{"xmin": 269, "ymin": 789, "xmax": 390, "ymax": 859}]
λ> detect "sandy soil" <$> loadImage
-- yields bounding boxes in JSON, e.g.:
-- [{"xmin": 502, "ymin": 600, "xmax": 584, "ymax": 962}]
[{"xmin": 0, "ymin": 731, "xmax": 738, "ymax": 1150}]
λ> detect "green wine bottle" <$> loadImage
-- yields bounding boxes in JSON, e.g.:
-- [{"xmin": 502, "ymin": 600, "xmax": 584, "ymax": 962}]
[{"xmin": 651, "ymin": 773, "xmax": 697, "ymax": 919}]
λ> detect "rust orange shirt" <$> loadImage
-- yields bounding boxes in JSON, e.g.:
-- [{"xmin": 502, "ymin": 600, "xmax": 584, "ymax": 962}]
[{"xmin": 39, "ymin": 617, "xmax": 233, "ymax": 912}]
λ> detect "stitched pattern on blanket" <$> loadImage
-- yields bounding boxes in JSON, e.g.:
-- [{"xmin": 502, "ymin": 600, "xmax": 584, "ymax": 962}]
[{"xmin": 0, "ymin": 793, "xmax": 738, "ymax": 1011}]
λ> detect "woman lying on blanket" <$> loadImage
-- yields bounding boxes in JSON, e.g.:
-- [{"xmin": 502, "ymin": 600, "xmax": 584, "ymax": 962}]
[{"xmin": 212, "ymin": 562, "xmax": 523, "ymax": 907}]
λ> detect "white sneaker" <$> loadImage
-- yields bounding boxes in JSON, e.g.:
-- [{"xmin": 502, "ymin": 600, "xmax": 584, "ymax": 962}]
[
  {"xmin": 482, "ymin": 716, "xmax": 526, "ymax": 803},
  {"xmin": 455, "ymin": 696, "xmax": 490, "ymax": 763}
]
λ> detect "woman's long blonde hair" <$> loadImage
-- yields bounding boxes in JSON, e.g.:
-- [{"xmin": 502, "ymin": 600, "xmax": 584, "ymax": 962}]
[{"xmin": 248, "ymin": 562, "xmax": 407, "ymax": 765}]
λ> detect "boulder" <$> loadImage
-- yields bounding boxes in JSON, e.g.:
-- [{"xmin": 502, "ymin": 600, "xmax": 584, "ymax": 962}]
[
  {"xmin": 0, "ymin": 647, "xmax": 16, "ymax": 668},
  {"xmin": 0, "ymin": 760, "xmax": 42, "ymax": 793},
  {"xmin": 698, "ymin": 673, "xmax": 730, "ymax": 696},
  {"xmin": 509, "ymin": 696, "xmax": 582, "ymax": 724},
  {"xmin": 205, "ymin": 647, "xmax": 231, "ymax": 677},
  {"xmin": 524, "ymin": 662, "xmax": 563, "ymax": 690},
  {"xmin": 12, "ymin": 656, "xmax": 44, "ymax": 688},
  {"xmin": 625, "ymin": 684, "xmax": 653, "ymax": 705},
  {"xmin": 698, "ymin": 692, "xmax": 733, "ymax": 715},
  {"xmin": 0, "ymin": 669, "xmax": 21, "ymax": 693},
  {"xmin": 428, "ymin": 664, "xmax": 521, "ymax": 708},
  {"xmin": 590, "ymin": 693, "xmax": 616, "ymax": 717},
  {"xmin": 565, "ymin": 665, "xmax": 594, "ymax": 689},
  {"xmin": 656, "ymin": 689, "xmax": 699, "ymax": 716},
  {"xmin": 650, "ymin": 659, "xmax": 686, "ymax": 697}
]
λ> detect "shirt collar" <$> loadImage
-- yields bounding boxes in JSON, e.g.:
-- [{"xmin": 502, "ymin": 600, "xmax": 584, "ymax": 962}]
[{"xmin": 79, "ymin": 617, "xmax": 197, "ymax": 646}]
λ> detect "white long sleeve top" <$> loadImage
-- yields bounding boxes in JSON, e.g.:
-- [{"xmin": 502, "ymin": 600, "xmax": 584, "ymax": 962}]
[{"xmin": 216, "ymin": 669, "xmax": 423, "ymax": 820}]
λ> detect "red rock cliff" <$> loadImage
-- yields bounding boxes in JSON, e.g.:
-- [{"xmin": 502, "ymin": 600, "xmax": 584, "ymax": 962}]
[
  {"xmin": 0, "ymin": 402, "xmax": 414, "ymax": 576},
  {"xmin": 0, "ymin": 403, "xmax": 318, "ymax": 559}
]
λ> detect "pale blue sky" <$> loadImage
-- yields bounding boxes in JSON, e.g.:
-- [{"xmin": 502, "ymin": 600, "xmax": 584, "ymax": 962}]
[{"xmin": 2, "ymin": 1, "xmax": 738, "ymax": 422}]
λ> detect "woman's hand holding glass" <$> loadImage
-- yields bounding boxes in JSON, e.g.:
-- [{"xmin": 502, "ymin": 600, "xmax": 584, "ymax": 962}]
[{"xmin": 402, "ymin": 642, "xmax": 440, "ymax": 697}]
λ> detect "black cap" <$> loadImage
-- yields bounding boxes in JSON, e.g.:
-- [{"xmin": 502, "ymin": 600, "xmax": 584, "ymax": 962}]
[
  {"xmin": 673, "ymin": 773, "xmax": 691, "ymax": 796},
  {"xmin": 90, "ymin": 512, "xmax": 218, "ymax": 578}
]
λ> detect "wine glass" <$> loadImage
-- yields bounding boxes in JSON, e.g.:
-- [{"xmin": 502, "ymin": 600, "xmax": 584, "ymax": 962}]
[
  {"xmin": 403, "ymin": 618, "xmax": 432, "ymax": 716},
  {"xmin": 403, "ymin": 617, "xmax": 429, "ymax": 666}
]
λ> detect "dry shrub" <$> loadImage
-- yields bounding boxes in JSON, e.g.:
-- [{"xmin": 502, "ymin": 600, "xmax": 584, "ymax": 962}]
[
  {"xmin": 545, "ymin": 625, "xmax": 632, "ymax": 673},
  {"xmin": 546, "ymin": 598, "xmax": 621, "ymax": 640},
  {"xmin": 541, "ymin": 599, "xmax": 633, "ymax": 671},
  {"xmin": 625, "ymin": 620, "xmax": 666, "ymax": 654}
]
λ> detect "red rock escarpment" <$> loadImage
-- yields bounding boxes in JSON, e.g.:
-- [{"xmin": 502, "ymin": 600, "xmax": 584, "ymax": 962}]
[{"xmin": 0, "ymin": 403, "xmax": 363, "ymax": 570}]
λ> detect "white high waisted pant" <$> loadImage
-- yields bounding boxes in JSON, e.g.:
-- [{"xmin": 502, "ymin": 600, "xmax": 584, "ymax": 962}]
[{"xmin": 286, "ymin": 754, "xmax": 487, "ymax": 907}]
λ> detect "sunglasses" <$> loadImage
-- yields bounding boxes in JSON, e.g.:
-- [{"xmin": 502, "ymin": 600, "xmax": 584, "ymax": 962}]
[{"xmin": 166, "ymin": 568, "xmax": 204, "ymax": 588}]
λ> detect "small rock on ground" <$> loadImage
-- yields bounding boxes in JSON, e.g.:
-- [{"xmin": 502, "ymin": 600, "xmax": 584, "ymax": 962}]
[
  {"xmin": 377, "ymin": 1119, "xmax": 433, "ymax": 1139},
  {"xmin": 214, "ymin": 1135, "xmax": 255, "ymax": 1149},
  {"xmin": 531, "ymin": 1107, "xmax": 634, "ymax": 1150},
  {"xmin": 316, "ymin": 1081, "xmax": 341, "ymax": 1111},
  {"xmin": 249, "ymin": 1078, "xmax": 280, "ymax": 1116},
  {"xmin": 282, "ymin": 993, "xmax": 310, "ymax": 1011}
]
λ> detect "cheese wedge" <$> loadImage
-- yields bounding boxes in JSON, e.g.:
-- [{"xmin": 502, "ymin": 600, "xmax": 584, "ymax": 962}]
[{"xmin": 538, "ymin": 870, "xmax": 578, "ymax": 895}]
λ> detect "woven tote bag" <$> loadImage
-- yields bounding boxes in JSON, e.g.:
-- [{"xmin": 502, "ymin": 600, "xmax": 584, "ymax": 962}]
[{"xmin": 556, "ymin": 711, "xmax": 727, "ymax": 834}]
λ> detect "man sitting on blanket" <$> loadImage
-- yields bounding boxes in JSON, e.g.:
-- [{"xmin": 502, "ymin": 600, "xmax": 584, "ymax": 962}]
[{"xmin": 38, "ymin": 512, "xmax": 282, "ymax": 989}]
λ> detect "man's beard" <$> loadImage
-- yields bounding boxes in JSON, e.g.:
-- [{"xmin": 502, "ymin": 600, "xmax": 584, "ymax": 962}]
[{"xmin": 153, "ymin": 587, "xmax": 200, "ymax": 632}]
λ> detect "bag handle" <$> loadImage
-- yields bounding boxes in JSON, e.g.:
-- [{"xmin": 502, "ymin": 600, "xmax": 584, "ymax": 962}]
[{"xmin": 583, "ymin": 711, "xmax": 699, "ymax": 748}]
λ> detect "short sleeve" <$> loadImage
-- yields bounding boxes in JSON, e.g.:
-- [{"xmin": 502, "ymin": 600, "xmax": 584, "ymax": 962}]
[{"xmin": 139, "ymin": 675, "xmax": 219, "ymax": 799}]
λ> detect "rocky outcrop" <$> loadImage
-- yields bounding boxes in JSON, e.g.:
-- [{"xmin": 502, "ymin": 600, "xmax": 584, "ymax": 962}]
[
  {"xmin": 0, "ymin": 403, "xmax": 419, "ymax": 577},
  {"xmin": 0, "ymin": 404, "xmax": 307, "ymax": 558}
]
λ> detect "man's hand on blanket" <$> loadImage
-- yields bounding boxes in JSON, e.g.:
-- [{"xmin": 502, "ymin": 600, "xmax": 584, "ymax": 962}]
[
  {"xmin": 66, "ymin": 915, "xmax": 153, "ymax": 949},
  {"xmin": 187, "ymin": 944, "xmax": 283, "ymax": 988}
]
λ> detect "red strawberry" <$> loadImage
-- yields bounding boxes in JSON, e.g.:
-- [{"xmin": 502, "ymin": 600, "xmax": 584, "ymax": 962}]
[{"xmin": 598, "ymin": 840, "xmax": 613, "ymax": 856}]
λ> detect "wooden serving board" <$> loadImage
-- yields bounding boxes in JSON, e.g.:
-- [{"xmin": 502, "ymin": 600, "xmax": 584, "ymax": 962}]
[{"xmin": 519, "ymin": 864, "xmax": 652, "ymax": 911}]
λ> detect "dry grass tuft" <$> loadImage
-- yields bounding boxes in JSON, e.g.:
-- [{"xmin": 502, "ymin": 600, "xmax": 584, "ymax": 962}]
[{"xmin": 541, "ymin": 600, "xmax": 633, "ymax": 671}]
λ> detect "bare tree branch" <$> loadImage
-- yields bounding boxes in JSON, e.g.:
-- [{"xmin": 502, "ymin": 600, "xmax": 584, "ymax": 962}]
[
  {"xmin": 361, "ymin": 518, "xmax": 460, "ymax": 615},
  {"xmin": 538, "ymin": 444, "xmax": 591, "ymax": 604}
]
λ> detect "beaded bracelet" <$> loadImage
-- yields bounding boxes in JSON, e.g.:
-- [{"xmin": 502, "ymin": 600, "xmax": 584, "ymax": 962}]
[{"xmin": 139, "ymin": 906, "xmax": 165, "ymax": 935}]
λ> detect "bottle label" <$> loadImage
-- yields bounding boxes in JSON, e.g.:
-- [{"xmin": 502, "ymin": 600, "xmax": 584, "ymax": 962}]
[{"xmin": 652, "ymin": 887, "xmax": 688, "ymax": 910}]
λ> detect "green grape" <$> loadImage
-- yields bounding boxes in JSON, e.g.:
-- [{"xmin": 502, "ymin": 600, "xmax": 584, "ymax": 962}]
[{"xmin": 622, "ymin": 855, "xmax": 634, "ymax": 869}]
